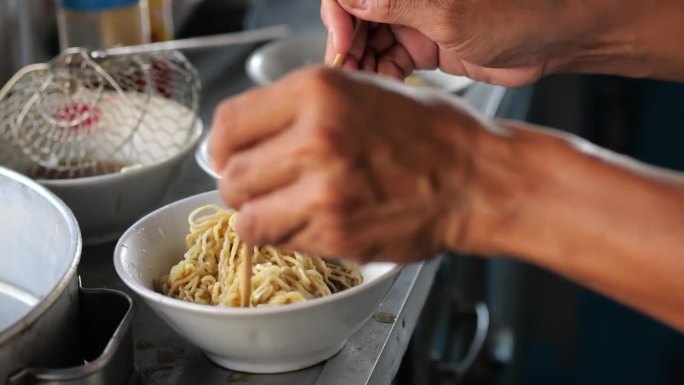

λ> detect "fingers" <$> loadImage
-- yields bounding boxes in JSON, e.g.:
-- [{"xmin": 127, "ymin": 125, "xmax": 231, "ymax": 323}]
[
  {"xmin": 360, "ymin": 49, "xmax": 377, "ymax": 72},
  {"xmin": 274, "ymin": 199, "xmax": 435, "ymax": 263},
  {"xmin": 235, "ymin": 171, "xmax": 356, "ymax": 250},
  {"xmin": 322, "ymin": 0, "xmax": 356, "ymax": 65},
  {"xmin": 388, "ymin": 26, "xmax": 438, "ymax": 70},
  {"xmin": 367, "ymin": 24, "xmax": 395, "ymax": 53},
  {"xmin": 218, "ymin": 128, "xmax": 302, "ymax": 209},
  {"xmin": 377, "ymin": 44, "xmax": 415, "ymax": 79},
  {"xmin": 323, "ymin": 0, "xmax": 433, "ymax": 68},
  {"xmin": 233, "ymin": 180, "xmax": 312, "ymax": 247},
  {"xmin": 209, "ymin": 83, "xmax": 295, "ymax": 173},
  {"xmin": 358, "ymin": 25, "xmax": 439, "ymax": 79}
]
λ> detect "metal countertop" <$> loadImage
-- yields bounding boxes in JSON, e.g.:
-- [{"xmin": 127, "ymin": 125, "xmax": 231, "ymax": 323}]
[{"xmin": 78, "ymin": 38, "xmax": 506, "ymax": 384}]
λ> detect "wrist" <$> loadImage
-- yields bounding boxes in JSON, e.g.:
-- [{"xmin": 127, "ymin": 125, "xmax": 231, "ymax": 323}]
[
  {"xmin": 476, "ymin": 121, "xmax": 586, "ymax": 264},
  {"xmin": 437, "ymin": 117, "xmax": 547, "ymax": 259},
  {"xmin": 439, "ymin": 119, "xmax": 592, "ymax": 263}
]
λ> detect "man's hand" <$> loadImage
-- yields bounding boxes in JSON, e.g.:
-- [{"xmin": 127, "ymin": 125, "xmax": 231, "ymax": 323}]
[
  {"xmin": 209, "ymin": 67, "xmax": 684, "ymax": 331},
  {"xmin": 210, "ymin": 67, "xmax": 522, "ymax": 263},
  {"xmin": 321, "ymin": 0, "xmax": 674, "ymax": 86}
]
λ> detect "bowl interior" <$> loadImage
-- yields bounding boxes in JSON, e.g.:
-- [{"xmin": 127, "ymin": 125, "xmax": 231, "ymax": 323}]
[
  {"xmin": 1, "ymin": 93, "xmax": 199, "ymax": 181},
  {"xmin": 0, "ymin": 167, "xmax": 80, "ymax": 333},
  {"xmin": 246, "ymin": 33, "xmax": 327, "ymax": 86},
  {"xmin": 115, "ymin": 190, "xmax": 398, "ymax": 312},
  {"xmin": 40, "ymin": 118, "xmax": 203, "ymax": 187}
]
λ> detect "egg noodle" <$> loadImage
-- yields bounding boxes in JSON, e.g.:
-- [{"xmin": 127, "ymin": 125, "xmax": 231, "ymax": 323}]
[{"xmin": 158, "ymin": 204, "xmax": 363, "ymax": 307}]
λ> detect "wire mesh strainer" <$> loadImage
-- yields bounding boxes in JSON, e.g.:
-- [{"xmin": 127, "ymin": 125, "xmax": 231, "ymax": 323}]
[
  {"xmin": 0, "ymin": 25, "xmax": 290, "ymax": 180},
  {"xmin": 0, "ymin": 48, "xmax": 200, "ymax": 179}
]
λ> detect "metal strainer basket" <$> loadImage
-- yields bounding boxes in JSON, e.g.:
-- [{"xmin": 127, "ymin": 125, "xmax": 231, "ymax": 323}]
[{"xmin": 0, "ymin": 48, "xmax": 200, "ymax": 179}]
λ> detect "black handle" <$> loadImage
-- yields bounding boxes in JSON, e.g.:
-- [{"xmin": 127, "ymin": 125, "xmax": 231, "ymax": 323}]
[
  {"xmin": 432, "ymin": 300, "xmax": 490, "ymax": 384},
  {"xmin": 8, "ymin": 287, "xmax": 137, "ymax": 385}
]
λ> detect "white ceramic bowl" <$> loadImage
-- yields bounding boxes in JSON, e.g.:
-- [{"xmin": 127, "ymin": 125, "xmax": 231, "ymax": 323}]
[
  {"xmin": 0, "ymin": 91, "xmax": 202, "ymax": 245},
  {"xmin": 114, "ymin": 190, "xmax": 401, "ymax": 373},
  {"xmin": 245, "ymin": 31, "xmax": 474, "ymax": 92},
  {"xmin": 39, "ymin": 119, "xmax": 202, "ymax": 245}
]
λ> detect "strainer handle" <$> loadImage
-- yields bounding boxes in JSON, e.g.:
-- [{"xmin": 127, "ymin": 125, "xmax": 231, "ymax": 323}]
[
  {"xmin": 94, "ymin": 25, "xmax": 291, "ymax": 58},
  {"xmin": 0, "ymin": 63, "xmax": 49, "ymax": 101}
]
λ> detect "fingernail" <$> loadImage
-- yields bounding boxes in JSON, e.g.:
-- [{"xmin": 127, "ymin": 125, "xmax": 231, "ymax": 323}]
[{"xmin": 339, "ymin": 0, "xmax": 365, "ymax": 10}]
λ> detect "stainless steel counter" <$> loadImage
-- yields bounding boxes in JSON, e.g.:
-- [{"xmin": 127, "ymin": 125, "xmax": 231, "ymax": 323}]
[{"xmin": 77, "ymin": 35, "xmax": 506, "ymax": 384}]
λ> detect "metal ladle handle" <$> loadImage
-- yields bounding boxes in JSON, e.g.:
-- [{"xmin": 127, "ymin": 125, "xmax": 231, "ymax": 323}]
[{"xmin": 92, "ymin": 24, "xmax": 290, "ymax": 58}]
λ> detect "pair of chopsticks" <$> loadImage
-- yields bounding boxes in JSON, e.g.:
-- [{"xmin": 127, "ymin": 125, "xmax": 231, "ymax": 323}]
[
  {"xmin": 240, "ymin": 19, "xmax": 364, "ymax": 307},
  {"xmin": 242, "ymin": 16, "xmax": 364, "ymax": 306},
  {"xmin": 331, "ymin": 19, "xmax": 365, "ymax": 68}
]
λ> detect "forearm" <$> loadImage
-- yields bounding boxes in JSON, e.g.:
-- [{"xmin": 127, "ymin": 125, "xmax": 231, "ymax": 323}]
[
  {"xmin": 463, "ymin": 120, "xmax": 684, "ymax": 331},
  {"xmin": 560, "ymin": 0, "xmax": 684, "ymax": 82}
]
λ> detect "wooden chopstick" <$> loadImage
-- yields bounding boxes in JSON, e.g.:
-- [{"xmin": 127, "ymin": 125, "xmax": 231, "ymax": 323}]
[
  {"xmin": 332, "ymin": 52, "xmax": 349, "ymax": 68},
  {"xmin": 331, "ymin": 19, "xmax": 365, "ymax": 68},
  {"xmin": 240, "ymin": 243, "xmax": 252, "ymax": 308}
]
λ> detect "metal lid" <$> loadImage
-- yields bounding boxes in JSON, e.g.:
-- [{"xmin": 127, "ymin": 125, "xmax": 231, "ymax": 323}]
[{"xmin": 60, "ymin": 0, "xmax": 140, "ymax": 12}]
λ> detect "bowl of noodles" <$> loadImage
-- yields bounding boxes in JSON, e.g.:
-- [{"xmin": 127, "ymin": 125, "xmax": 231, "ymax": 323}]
[{"xmin": 113, "ymin": 190, "xmax": 401, "ymax": 373}]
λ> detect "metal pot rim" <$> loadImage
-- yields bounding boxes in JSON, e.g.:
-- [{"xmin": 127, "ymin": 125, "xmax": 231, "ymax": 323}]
[{"xmin": 0, "ymin": 167, "xmax": 82, "ymax": 345}]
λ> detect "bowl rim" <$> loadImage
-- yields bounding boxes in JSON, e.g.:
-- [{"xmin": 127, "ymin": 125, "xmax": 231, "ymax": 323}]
[
  {"xmin": 114, "ymin": 190, "xmax": 403, "ymax": 317},
  {"xmin": 245, "ymin": 32, "xmax": 328, "ymax": 86},
  {"xmin": 37, "ymin": 119, "xmax": 203, "ymax": 187},
  {"xmin": 194, "ymin": 134, "xmax": 220, "ymax": 180}
]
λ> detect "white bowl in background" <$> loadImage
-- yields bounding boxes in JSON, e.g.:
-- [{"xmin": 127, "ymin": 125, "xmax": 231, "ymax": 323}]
[
  {"xmin": 245, "ymin": 31, "xmax": 475, "ymax": 92},
  {"xmin": 114, "ymin": 190, "xmax": 401, "ymax": 373},
  {"xmin": 40, "ymin": 118, "xmax": 203, "ymax": 246},
  {"xmin": 0, "ymin": 93, "xmax": 204, "ymax": 245}
]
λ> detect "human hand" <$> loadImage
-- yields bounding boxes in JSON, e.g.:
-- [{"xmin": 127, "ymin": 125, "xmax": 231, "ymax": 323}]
[
  {"xmin": 210, "ymin": 67, "xmax": 523, "ymax": 263},
  {"xmin": 321, "ymin": 0, "xmax": 643, "ymax": 87}
]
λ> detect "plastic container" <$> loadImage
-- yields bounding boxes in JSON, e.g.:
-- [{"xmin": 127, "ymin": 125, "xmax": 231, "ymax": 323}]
[
  {"xmin": 148, "ymin": 0, "xmax": 173, "ymax": 42},
  {"xmin": 57, "ymin": 0, "xmax": 150, "ymax": 50}
]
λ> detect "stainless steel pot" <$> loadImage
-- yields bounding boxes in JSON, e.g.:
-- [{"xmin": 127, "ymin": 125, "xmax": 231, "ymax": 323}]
[
  {"xmin": 0, "ymin": 167, "xmax": 135, "ymax": 384},
  {"xmin": 0, "ymin": 166, "xmax": 82, "ymax": 379}
]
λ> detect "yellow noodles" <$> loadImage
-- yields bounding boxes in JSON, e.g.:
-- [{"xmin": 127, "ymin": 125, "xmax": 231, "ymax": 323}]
[{"xmin": 158, "ymin": 204, "xmax": 363, "ymax": 307}]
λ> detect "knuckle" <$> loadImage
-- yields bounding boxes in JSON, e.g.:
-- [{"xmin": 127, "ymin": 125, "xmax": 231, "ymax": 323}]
[
  {"xmin": 218, "ymin": 180, "xmax": 241, "ymax": 209},
  {"xmin": 300, "ymin": 67, "xmax": 341, "ymax": 94},
  {"xmin": 308, "ymin": 125, "xmax": 339, "ymax": 157},
  {"xmin": 213, "ymin": 99, "xmax": 237, "ymax": 132},
  {"xmin": 310, "ymin": 176, "xmax": 347, "ymax": 209},
  {"xmin": 224, "ymin": 154, "xmax": 248, "ymax": 182},
  {"xmin": 280, "ymin": 67, "xmax": 341, "ymax": 103},
  {"xmin": 235, "ymin": 207, "xmax": 259, "ymax": 244},
  {"xmin": 243, "ymin": 206, "xmax": 279, "ymax": 247},
  {"xmin": 211, "ymin": 99, "xmax": 242, "ymax": 152}
]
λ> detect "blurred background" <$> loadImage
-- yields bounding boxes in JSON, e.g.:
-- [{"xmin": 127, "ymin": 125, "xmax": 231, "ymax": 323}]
[
  {"xmin": 406, "ymin": 75, "xmax": 684, "ymax": 385},
  {"xmin": 1, "ymin": 0, "xmax": 683, "ymax": 384}
]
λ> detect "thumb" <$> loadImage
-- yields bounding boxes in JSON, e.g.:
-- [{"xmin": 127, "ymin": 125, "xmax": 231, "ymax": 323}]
[{"xmin": 338, "ymin": 0, "xmax": 418, "ymax": 26}]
